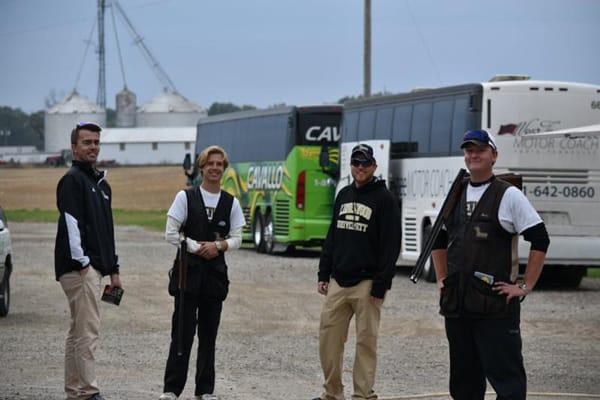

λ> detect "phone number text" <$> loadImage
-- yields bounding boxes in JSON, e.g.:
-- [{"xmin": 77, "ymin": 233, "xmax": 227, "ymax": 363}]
[{"xmin": 522, "ymin": 185, "xmax": 596, "ymax": 199}]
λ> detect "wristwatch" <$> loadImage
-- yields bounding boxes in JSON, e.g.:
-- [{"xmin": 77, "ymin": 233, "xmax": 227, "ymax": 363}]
[
  {"xmin": 215, "ymin": 241, "xmax": 222, "ymax": 252},
  {"xmin": 518, "ymin": 283, "xmax": 532, "ymax": 296}
]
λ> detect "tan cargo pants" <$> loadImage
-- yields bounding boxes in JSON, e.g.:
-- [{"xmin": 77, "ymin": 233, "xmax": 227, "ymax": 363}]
[{"xmin": 318, "ymin": 279, "xmax": 382, "ymax": 400}]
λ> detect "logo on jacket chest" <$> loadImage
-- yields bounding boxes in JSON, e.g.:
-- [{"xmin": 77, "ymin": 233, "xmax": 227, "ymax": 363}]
[
  {"xmin": 92, "ymin": 187, "xmax": 110, "ymax": 201},
  {"xmin": 473, "ymin": 226, "xmax": 488, "ymax": 239},
  {"xmin": 336, "ymin": 202, "xmax": 372, "ymax": 233}
]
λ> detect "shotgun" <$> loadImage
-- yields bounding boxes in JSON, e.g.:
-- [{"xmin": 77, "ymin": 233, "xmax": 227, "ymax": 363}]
[
  {"xmin": 177, "ymin": 239, "xmax": 188, "ymax": 356},
  {"xmin": 409, "ymin": 168, "xmax": 468, "ymax": 283}
]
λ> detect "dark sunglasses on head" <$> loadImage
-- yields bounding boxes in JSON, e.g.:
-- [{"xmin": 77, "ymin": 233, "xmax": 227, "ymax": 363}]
[{"xmin": 351, "ymin": 158, "xmax": 373, "ymax": 167}]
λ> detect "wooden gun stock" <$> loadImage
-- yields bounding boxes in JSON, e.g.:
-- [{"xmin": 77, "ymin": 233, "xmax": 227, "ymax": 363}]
[
  {"xmin": 177, "ymin": 239, "xmax": 188, "ymax": 356},
  {"xmin": 497, "ymin": 172, "xmax": 523, "ymax": 190},
  {"xmin": 409, "ymin": 168, "xmax": 468, "ymax": 283}
]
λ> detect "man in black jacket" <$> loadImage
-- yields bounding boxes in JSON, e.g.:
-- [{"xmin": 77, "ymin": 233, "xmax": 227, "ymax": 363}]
[
  {"xmin": 312, "ymin": 143, "xmax": 401, "ymax": 400},
  {"xmin": 55, "ymin": 122, "xmax": 121, "ymax": 400}
]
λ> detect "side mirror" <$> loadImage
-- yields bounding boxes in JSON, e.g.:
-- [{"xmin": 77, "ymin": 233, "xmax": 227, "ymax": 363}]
[
  {"xmin": 319, "ymin": 143, "xmax": 340, "ymax": 179},
  {"xmin": 319, "ymin": 145, "xmax": 329, "ymax": 168}
]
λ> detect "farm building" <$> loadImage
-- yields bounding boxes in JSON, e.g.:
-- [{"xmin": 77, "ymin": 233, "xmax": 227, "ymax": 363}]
[{"xmin": 99, "ymin": 126, "xmax": 195, "ymax": 165}]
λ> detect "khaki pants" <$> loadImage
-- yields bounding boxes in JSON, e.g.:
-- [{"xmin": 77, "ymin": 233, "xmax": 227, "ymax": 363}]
[
  {"xmin": 59, "ymin": 270, "xmax": 101, "ymax": 400},
  {"xmin": 319, "ymin": 279, "xmax": 382, "ymax": 400}
]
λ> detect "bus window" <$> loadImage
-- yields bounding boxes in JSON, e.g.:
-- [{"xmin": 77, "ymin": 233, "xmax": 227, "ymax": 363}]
[
  {"xmin": 392, "ymin": 105, "xmax": 412, "ymax": 143},
  {"xmin": 358, "ymin": 109, "xmax": 377, "ymax": 141},
  {"xmin": 431, "ymin": 99, "xmax": 454, "ymax": 155},
  {"xmin": 375, "ymin": 108, "xmax": 394, "ymax": 139},
  {"xmin": 411, "ymin": 102, "xmax": 433, "ymax": 154},
  {"xmin": 452, "ymin": 95, "xmax": 480, "ymax": 152},
  {"xmin": 342, "ymin": 112, "xmax": 360, "ymax": 142}
]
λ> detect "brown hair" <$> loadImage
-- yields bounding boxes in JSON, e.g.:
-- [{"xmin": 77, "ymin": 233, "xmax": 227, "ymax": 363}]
[{"xmin": 70, "ymin": 122, "xmax": 102, "ymax": 145}]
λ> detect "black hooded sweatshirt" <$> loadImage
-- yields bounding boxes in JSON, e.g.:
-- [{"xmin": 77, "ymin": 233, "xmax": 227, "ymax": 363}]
[{"xmin": 318, "ymin": 178, "xmax": 401, "ymax": 298}]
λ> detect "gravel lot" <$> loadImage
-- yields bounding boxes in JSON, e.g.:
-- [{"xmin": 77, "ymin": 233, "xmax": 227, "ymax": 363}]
[{"xmin": 1, "ymin": 222, "xmax": 599, "ymax": 400}]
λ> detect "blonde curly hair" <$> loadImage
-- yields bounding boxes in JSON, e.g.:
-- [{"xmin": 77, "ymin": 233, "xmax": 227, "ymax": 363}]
[{"xmin": 197, "ymin": 145, "xmax": 229, "ymax": 175}]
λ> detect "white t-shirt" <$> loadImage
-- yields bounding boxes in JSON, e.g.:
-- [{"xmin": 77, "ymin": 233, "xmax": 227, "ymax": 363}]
[{"xmin": 466, "ymin": 183, "xmax": 542, "ymax": 234}]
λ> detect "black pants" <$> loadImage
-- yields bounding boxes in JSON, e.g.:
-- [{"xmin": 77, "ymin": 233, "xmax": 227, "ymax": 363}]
[
  {"xmin": 163, "ymin": 293, "xmax": 223, "ymax": 396},
  {"xmin": 444, "ymin": 310, "xmax": 526, "ymax": 400}
]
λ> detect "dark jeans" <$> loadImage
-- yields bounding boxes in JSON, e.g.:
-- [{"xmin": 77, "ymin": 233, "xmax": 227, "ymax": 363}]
[
  {"xmin": 163, "ymin": 293, "xmax": 223, "ymax": 396},
  {"xmin": 445, "ymin": 311, "xmax": 526, "ymax": 400}
]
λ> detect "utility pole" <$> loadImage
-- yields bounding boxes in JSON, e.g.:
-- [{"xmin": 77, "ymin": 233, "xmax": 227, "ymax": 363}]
[
  {"xmin": 97, "ymin": 0, "xmax": 106, "ymax": 108},
  {"xmin": 363, "ymin": 0, "xmax": 371, "ymax": 98}
]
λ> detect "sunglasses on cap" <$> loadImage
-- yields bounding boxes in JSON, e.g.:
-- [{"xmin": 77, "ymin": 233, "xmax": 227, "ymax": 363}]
[
  {"xmin": 462, "ymin": 129, "xmax": 497, "ymax": 150},
  {"xmin": 75, "ymin": 122, "xmax": 101, "ymax": 132},
  {"xmin": 351, "ymin": 158, "xmax": 374, "ymax": 167}
]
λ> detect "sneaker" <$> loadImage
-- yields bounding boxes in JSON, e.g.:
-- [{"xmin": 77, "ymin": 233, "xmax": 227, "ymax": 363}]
[
  {"xmin": 159, "ymin": 393, "xmax": 178, "ymax": 400},
  {"xmin": 197, "ymin": 395, "xmax": 218, "ymax": 400},
  {"xmin": 86, "ymin": 394, "xmax": 105, "ymax": 400}
]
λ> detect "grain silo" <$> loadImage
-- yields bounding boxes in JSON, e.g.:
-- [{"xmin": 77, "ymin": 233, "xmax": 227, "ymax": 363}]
[
  {"xmin": 136, "ymin": 91, "xmax": 206, "ymax": 127},
  {"xmin": 44, "ymin": 91, "xmax": 106, "ymax": 152},
  {"xmin": 116, "ymin": 86, "xmax": 136, "ymax": 127}
]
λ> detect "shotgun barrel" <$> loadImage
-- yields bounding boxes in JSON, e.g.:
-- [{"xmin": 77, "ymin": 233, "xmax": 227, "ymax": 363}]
[
  {"xmin": 409, "ymin": 168, "xmax": 468, "ymax": 283},
  {"xmin": 177, "ymin": 239, "xmax": 188, "ymax": 356}
]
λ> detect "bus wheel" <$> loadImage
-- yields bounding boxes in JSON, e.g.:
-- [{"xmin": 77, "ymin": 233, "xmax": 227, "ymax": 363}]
[
  {"xmin": 421, "ymin": 224, "xmax": 436, "ymax": 283},
  {"xmin": 253, "ymin": 211, "xmax": 266, "ymax": 253},
  {"xmin": 539, "ymin": 266, "xmax": 586, "ymax": 288},
  {"xmin": 263, "ymin": 212, "xmax": 275, "ymax": 254}
]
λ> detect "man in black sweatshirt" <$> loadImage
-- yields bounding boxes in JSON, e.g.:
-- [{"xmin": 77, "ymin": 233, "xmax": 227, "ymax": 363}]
[{"xmin": 312, "ymin": 143, "xmax": 401, "ymax": 400}]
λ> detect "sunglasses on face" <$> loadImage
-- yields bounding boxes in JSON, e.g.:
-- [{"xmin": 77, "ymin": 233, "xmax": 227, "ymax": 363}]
[{"xmin": 351, "ymin": 158, "xmax": 373, "ymax": 167}]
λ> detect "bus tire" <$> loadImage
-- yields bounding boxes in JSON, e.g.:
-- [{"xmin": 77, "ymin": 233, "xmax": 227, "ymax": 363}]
[
  {"xmin": 539, "ymin": 266, "xmax": 586, "ymax": 288},
  {"xmin": 263, "ymin": 212, "xmax": 275, "ymax": 254},
  {"xmin": 253, "ymin": 210, "xmax": 266, "ymax": 253},
  {"xmin": 421, "ymin": 224, "xmax": 436, "ymax": 283}
]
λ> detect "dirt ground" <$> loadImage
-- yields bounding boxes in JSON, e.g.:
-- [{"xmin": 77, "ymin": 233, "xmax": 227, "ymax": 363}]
[
  {"xmin": 1, "ymin": 167, "xmax": 600, "ymax": 400},
  {"xmin": 1, "ymin": 222, "xmax": 600, "ymax": 400}
]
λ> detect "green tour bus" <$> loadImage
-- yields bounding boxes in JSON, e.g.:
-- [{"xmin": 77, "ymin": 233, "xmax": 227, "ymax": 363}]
[{"xmin": 183, "ymin": 105, "xmax": 342, "ymax": 253}]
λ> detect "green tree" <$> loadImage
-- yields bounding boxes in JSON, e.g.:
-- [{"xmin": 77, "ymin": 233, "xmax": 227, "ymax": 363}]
[
  {"xmin": 207, "ymin": 102, "xmax": 256, "ymax": 116},
  {"xmin": 338, "ymin": 91, "xmax": 393, "ymax": 104},
  {"xmin": 0, "ymin": 106, "xmax": 43, "ymax": 149}
]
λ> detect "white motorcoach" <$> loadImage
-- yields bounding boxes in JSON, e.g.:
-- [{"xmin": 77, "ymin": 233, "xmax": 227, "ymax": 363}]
[{"xmin": 338, "ymin": 77, "xmax": 600, "ymax": 286}]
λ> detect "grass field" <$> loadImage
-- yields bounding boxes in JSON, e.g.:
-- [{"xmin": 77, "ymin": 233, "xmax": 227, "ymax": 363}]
[{"xmin": 0, "ymin": 165, "xmax": 189, "ymax": 231}]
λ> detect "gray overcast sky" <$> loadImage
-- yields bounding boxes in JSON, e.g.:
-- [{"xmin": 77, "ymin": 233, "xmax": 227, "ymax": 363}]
[{"xmin": 1, "ymin": 0, "xmax": 599, "ymax": 113}]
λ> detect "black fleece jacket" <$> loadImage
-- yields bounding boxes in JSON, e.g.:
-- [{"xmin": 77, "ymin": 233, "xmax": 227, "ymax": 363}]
[
  {"xmin": 54, "ymin": 160, "xmax": 119, "ymax": 281},
  {"xmin": 318, "ymin": 178, "xmax": 401, "ymax": 298}
]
